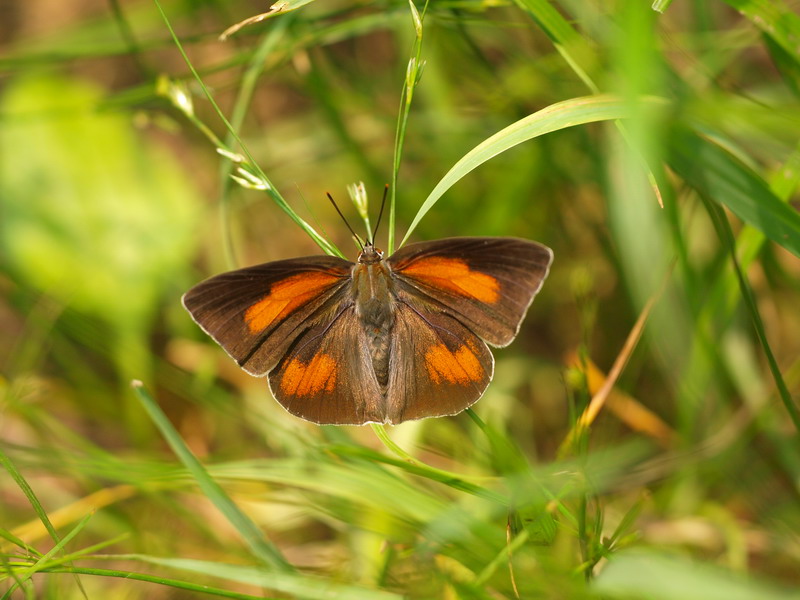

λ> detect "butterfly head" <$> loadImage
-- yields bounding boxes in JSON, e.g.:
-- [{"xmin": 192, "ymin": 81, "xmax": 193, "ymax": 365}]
[{"xmin": 357, "ymin": 242, "xmax": 384, "ymax": 265}]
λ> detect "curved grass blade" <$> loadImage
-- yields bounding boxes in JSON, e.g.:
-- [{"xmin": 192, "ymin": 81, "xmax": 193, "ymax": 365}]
[
  {"xmin": 330, "ymin": 443, "xmax": 505, "ymax": 504},
  {"xmin": 721, "ymin": 0, "xmax": 800, "ymax": 65},
  {"xmin": 131, "ymin": 381, "xmax": 293, "ymax": 572},
  {"xmin": 512, "ymin": 0, "xmax": 598, "ymax": 93},
  {"xmin": 34, "ymin": 566, "xmax": 282, "ymax": 600},
  {"xmin": 123, "ymin": 555, "xmax": 404, "ymax": 600},
  {"xmin": 152, "ymin": 0, "xmax": 338, "ymax": 257},
  {"xmin": 218, "ymin": 20, "xmax": 294, "ymax": 269},
  {"xmin": 514, "ymin": 0, "xmax": 666, "ymax": 210},
  {"xmin": 220, "ymin": 0, "xmax": 318, "ymax": 40},
  {"xmin": 401, "ymin": 95, "xmax": 666, "ymax": 245},
  {"xmin": 700, "ymin": 199, "xmax": 800, "ymax": 432},
  {"xmin": 0, "ymin": 448, "xmax": 62, "ymax": 547},
  {"xmin": 14, "ymin": 513, "xmax": 93, "ymax": 589},
  {"xmin": 668, "ymin": 128, "xmax": 800, "ymax": 259}
]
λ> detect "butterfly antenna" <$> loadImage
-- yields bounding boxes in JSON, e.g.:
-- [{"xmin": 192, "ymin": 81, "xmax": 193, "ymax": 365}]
[
  {"xmin": 371, "ymin": 183, "xmax": 389, "ymax": 244},
  {"xmin": 327, "ymin": 192, "xmax": 364, "ymax": 250}
]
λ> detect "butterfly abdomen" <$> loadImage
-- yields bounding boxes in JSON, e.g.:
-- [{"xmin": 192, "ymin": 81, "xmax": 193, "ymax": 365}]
[{"xmin": 353, "ymin": 261, "xmax": 396, "ymax": 392}]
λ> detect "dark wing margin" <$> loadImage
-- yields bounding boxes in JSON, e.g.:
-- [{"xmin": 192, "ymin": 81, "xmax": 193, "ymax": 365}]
[
  {"xmin": 387, "ymin": 237, "xmax": 553, "ymax": 347},
  {"xmin": 182, "ymin": 255, "xmax": 353, "ymax": 376}
]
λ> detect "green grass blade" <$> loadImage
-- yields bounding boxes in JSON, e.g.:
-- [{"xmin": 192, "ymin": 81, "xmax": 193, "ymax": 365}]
[
  {"xmin": 122, "ymin": 555, "xmax": 404, "ymax": 600},
  {"xmin": 218, "ymin": 19, "xmax": 294, "ymax": 269},
  {"xmin": 37, "ymin": 566, "xmax": 280, "ymax": 600},
  {"xmin": 701, "ymin": 199, "xmax": 800, "ymax": 432},
  {"xmin": 699, "ymin": 142, "xmax": 800, "ymax": 335},
  {"xmin": 721, "ymin": 0, "xmax": 800, "ymax": 64},
  {"xmin": 0, "ymin": 528, "xmax": 40, "ymax": 556},
  {"xmin": 401, "ymin": 95, "xmax": 665, "ymax": 245},
  {"xmin": 652, "ymin": 0, "xmax": 674, "ymax": 12},
  {"xmin": 388, "ymin": 0, "xmax": 429, "ymax": 255},
  {"xmin": 131, "ymin": 381, "xmax": 293, "ymax": 572},
  {"xmin": 512, "ymin": 0, "xmax": 598, "ymax": 92},
  {"xmin": 329, "ymin": 443, "xmax": 505, "ymax": 504},
  {"xmin": 17, "ymin": 513, "xmax": 93, "ymax": 584},
  {"xmin": 595, "ymin": 549, "xmax": 800, "ymax": 599},
  {"xmin": 0, "ymin": 448, "xmax": 62, "ymax": 547},
  {"xmin": 152, "ymin": 0, "xmax": 338, "ymax": 257},
  {"xmin": 669, "ymin": 128, "xmax": 800, "ymax": 259}
]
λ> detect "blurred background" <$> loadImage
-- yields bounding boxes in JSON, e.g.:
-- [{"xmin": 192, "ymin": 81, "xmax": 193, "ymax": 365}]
[{"xmin": 2, "ymin": 0, "xmax": 800, "ymax": 598}]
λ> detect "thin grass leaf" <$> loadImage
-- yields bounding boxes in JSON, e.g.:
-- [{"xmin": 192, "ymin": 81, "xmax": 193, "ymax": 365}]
[
  {"xmin": 764, "ymin": 34, "xmax": 800, "ymax": 98},
  {"xmin": 35, "ymin": 566, "xmax": 282, "ymax": 600},
  {"xmin": 211, "ymin": 458, "xmax": 449, "ymax": 523},
  {"xmin": 606, "ymin": 493, "xmax": 648, "ymax": 549},
  {"xmin": 669, "ymin": 127, "xmax": 800, "ymax": 259},
  {"xmin": 329, "ymin": 443, "xmax": 506, "ymax": 504},
  {"xmin": 16, "ymin": 513, "xmax": 93, "ymax": 585},
  {"xmin": 466, "ymin": 409, "xmax": 531, "ymax": 476},
  {"xmin": 10, "ymin": 484, "xmax": 138, "ymax": 547},
  {"xmin": 594, "ymin": 549, "xmax": 800, "ymax": 599},
  {"xmin": 721, "ymin": 0, "xmax": 800, "ymax": 64},
  {"xmin": 121, "ymin": 555, "xmax": 404, "ymax": 600},
  {"xmin": 402, "ymin": 95, "xmax": 665, "ymax": 244},
  {"xmin": 652, "ymin": 0, "xmax": 674, "ymax": 12},
  {"xmin": 473, "ymin": 528, "xmax": 529, "ymax": 586},
  {"xmin": 218, "ymin": 19, "xmax": 294, "ymax": 269},
  {"xmin": 696, "ymin": 142, "xmax": 800, "ymax": 346},
  {"xmin": 515, "ymin": 0, "xmax": 665, "ymax": 211},
  {"xmin": 107, "ymin": 0, "xmax": 149, "ymax": 76},
  {"xmin": 0, "ymin": 553, "xmax": 26, "ymax": 598},
  {"xmin": 220, "ymin": 0, "xmax": 318, "ymax": 40},
  {"xmin": 0, "ymin": 528, "xmax": 40, "ymax": 556},
  {"xmin": 54, "ymin": 534, "xmax": 130, "ymax": 563},
  {"xmin": 0, "ymin": 448, "xmax": 62, "ymax": 548},
  {"xmin": 700, "ymin": 200, "xmax": 800, "ymax": 432},
  {"xmin": 3, "ymin": 513, "xmax": 92, "ymax": 598},
  {"xmin": 560, "ymin": 266, "xmax": 671, "ymax": 456},
  {"xmin": 388, "ymin": 0, "xmax": 429, "ymax": 254},
  {"xmin": 131, "ymin": 381, "xmax": 293, "ymax": 572},
  {"xmin": 512, "ymin": 0, "xmax": 598, "ymax": 92},
  {"xmin": 152, "ymin": 0, "xmax": 339, "ymax": 257}
]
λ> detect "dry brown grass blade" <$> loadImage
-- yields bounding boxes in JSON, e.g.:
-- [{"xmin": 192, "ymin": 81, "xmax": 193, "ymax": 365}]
[
  {"xmin": 560, "ymin": 265, "xmax": 674, "ymax": 454},
  {"xmin": 9, "ymin": 484, "xmax": 138, "ymax": 547},
  {"xmin": 568, "ymin": 354, "xmax": 675, "ymax": 447},
  {"xmin": 219, "ymin": 3, "xmax": 289, "ymax": 41}
]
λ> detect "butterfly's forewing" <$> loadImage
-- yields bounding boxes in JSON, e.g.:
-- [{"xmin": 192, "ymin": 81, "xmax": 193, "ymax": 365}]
[
  {"xmin": 385, "ymin": 306, "xmax": 493, "ymax": 423},
  {"xmin": 268, "ymin": 306, "xmax": 385, "ymax": 424},
  {"xmin": 182, "ymin": 256, "xmax": 353, "ymax": 375},
  {"xmin": 388, "ymin": 237, "xmax": 553, "ymax": 347}
]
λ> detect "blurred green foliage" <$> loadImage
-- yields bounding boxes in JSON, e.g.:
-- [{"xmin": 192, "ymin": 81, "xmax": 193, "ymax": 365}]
[
  {"xmin": 1, "ymin": 0, "xmax": 800, "ymax": 598},
  {"xmin": 1, "ymin": 76, "xmax": 199, "ymax": 388}
]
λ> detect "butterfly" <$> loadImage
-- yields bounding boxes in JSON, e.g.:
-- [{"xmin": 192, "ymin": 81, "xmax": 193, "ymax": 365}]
[{"xmin": 183, "ymin": 233, "xmax": 552, "ymax": 425}]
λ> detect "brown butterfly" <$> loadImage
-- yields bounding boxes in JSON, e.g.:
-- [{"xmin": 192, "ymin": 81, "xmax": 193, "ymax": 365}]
[{"xmin": 183, "ymin": 232, "xmax": 552, "ymax": 425}]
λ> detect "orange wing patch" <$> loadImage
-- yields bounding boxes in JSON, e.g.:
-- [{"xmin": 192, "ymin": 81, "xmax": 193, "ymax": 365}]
[
  {"xmin": 424, "ymin": 343, "xmax": 484, "ymax": 385},
  {"xmin": 280, "ymin": 353, "xmax": 338, "ymax": 397},
  {"xmin": 244, "ymin": 271, "xmax": 343, "ymax": 333},
  {"xmin": 400, "ymin": 257, "xmax": 500, "ymax": 303}
]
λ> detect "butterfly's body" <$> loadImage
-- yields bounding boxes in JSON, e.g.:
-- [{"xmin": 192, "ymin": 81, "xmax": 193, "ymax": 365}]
[
  {"xmin": 184, "ymin": 237, "xmax": 552, "ymax": 425},
  {"xmin": 352, "ymin": 245, "xmax": 395, "ymax": 391}
]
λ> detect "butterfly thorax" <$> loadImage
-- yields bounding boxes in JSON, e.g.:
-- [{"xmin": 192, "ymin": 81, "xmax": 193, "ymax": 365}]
[
  {"xmin": 356, "ymin": 242, "xmax": 384, "ymax": 265},
  {"xmin": 352, "ymin": 245, "xmax": 396, "ymax": 392}
]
